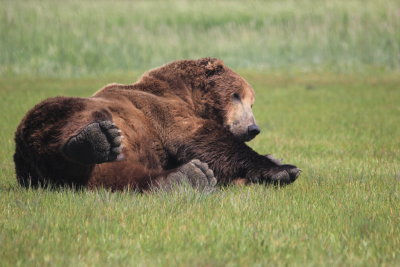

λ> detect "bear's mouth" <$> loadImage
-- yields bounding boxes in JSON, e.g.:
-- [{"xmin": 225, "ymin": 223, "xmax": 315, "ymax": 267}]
[
  {"xmin": 227, "ymin": 125, "xmax": 258, "ymax": 142},
  {"xmin": 243, "ymin": 132, "xmax": 258, "ymax": 142},
  {"xmin": 228, "ymin": 124, "xmax": 260, "ymax": 142}
]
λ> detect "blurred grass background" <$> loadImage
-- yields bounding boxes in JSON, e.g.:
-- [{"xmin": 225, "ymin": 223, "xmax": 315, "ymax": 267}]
[{"xmin": 1, "ymin": 0, "xmax": 399, "ymax": 77}]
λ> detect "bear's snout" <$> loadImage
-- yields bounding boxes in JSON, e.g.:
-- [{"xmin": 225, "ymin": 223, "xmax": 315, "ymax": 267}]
[{"xmin": 247, "ymin": 124, "xmax": 260, "ymax": 137}]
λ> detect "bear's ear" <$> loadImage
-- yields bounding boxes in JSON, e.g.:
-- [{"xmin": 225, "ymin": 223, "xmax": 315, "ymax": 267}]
[{"xmin": 200, "ymin": 58, "xmax": 225, "ymax": 77}]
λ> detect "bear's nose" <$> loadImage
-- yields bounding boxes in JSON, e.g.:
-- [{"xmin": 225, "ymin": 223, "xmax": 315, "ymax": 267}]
[{"xmin": 247, "ymin": 124, "xmax": 260, "ymax": 136}]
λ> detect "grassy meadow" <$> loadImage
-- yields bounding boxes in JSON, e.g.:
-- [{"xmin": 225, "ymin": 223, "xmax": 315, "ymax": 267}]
[
  {"xmin": 1, "ymin": 0, "xmax": 400, "ymax": 76},
  {"xmin": 1, "ymin": 0, "xmax": 399, "ymax": 266}
]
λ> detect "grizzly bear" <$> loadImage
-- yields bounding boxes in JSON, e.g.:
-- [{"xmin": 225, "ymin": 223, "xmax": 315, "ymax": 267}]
[{"xmin": 14, "ymin": 58, "xmax": 300, "ymax": 192}]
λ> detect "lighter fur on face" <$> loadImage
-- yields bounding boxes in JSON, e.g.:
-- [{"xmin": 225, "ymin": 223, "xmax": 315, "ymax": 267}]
[{"xmin": 225, "ymin": 83, "xmax": 257, "ymax": 141}]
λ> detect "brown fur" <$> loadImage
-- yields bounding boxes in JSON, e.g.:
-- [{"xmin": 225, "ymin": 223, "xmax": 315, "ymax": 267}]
[{"xmin": 14, "ymin": 58, "xmax": 299, "ymax": 191}]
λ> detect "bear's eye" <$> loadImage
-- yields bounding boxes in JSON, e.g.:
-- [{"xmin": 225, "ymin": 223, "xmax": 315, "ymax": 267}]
[{"xmin": 232, "ymin": 93, "xmax": 241, "ymax": 101}]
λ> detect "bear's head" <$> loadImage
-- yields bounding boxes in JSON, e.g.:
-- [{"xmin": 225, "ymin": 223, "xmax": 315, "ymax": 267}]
[
  {"xmin": 193, "ymin": 58, "xmax": 260, "ymax": 142},
  {"xmin": 144, "ymin": 58, "xmax": 261, "ymax": 142}
]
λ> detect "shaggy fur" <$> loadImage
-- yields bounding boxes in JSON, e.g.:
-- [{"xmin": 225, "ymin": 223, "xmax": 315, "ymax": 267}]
[{"xmin": 14, "ymin": 58, "xmax": 300, "ymax": 191}]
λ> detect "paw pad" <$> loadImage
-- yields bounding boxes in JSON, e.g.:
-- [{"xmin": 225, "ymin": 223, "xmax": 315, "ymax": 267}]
[{"xmin": 63, "ymin": 120, "xmax": 123, "ymax": 164}]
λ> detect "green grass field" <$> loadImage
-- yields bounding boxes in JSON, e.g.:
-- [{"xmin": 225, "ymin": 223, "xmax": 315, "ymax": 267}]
[
  {"xmin": 1, "ymin": 0, "xmax": 399, "ymax": 266},
  {"xmin": 1, "ymin": 0, "xmax": 399, "ymax": 76},
  {"xmin": 1, "ymin": 73, "xmax": 399, "ymax": 266}
]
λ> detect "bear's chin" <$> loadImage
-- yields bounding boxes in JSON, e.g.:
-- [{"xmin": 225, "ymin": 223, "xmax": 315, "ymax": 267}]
[
  {"xmin": 235, "ymin": 133, "xmax": 257, "ymax": 142},
  {"xmin": 228, "ymin": 128, "xmax": 257, "ymax": 142}
]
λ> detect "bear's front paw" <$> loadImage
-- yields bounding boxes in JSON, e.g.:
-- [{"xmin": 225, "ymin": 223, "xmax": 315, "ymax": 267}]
[
  {"xmin": 248, "ymin": 164, "xmax": 301, "ymax": 185},
  {"xmin": 63, "ymin": 120, "xmax": 123, "ymax": 164},
  {"xmin": 266, "ymin": 164, "xmax": 301, "ymax": 185},
  {"xmin": 166, "ymin": 159, "xmax": 217, "ymax": 192}
]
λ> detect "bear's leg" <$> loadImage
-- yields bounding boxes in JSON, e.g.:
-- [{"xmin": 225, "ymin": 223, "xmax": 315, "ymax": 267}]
[
  {"xmin": 63, "ymin": 120, "xmax": 123, "ymax": 164},
  {"xmin": 175, "ymin": 122, "xmax": 301, "ymax": 185},
  {"xmin": 89, "ymin": 159, "xmax": 217, "ymax": 192},
  {"xmin": 152, "ymin": 159, "xmax": 217, "ymax": 192},
  {"xmin": 14, "ymin": 96, "xmax": 123, "ymax": 188}
]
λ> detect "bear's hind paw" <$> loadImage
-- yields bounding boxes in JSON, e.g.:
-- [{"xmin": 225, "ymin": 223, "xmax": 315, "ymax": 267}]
[
  {"xmin": 166, "ymin": 159, "xmax": 217, "ymax": 192},
  {"xmin": 63, "ymin": 120, "xmax": 124, "ymax": 164}
]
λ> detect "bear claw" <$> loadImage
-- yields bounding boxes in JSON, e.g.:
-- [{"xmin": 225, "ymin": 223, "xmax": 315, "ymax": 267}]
[
  {"xmin": 268, "ymin": 165, "xmax": 301, "ymax": 185},
  {"xmin": 63, "ymin": 120, "xmax": 123, "ymax": 164}
]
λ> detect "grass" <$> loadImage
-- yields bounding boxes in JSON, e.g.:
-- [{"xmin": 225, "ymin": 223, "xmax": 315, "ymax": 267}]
[
  {"xmin": 1, "ymin": 0, "xmax": 400, "ymax": 265},
  {"xmin": 0, "ymin": 72, "xmax": 399, "ymax": 266},
  {"xmin": 1, "ymin": 0, "xmax": 399, "ymax": 76}
]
